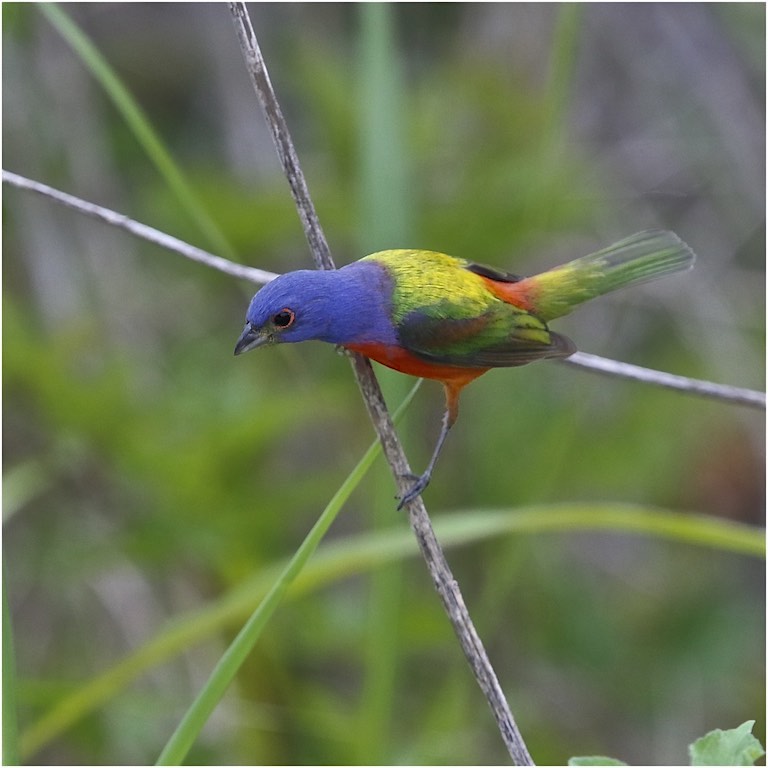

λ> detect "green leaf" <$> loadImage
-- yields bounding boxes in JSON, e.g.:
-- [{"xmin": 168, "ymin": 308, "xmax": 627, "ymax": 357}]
[
  {"xmin": 569, "ymin": 757, "xmax": 627, "ymax": 766},
  {"xmin": 689, "ymin": 720, "xmax": 765, "ymax": 766}
]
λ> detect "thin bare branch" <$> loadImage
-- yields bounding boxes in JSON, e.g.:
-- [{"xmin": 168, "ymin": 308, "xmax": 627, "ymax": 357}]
[
  {"xmin": 4, "ymin": 168, "xmax": 764, "ymax": 412},
  {"xmin": 563, "ymin": 352, "xmax": 766, "ymax": 409},
  {"xmin": 2, "ymin": 169, "xmax": 276, "ymax": 285},
  {"xmin": 227, "ymin": 2, "xmax": 333, "ymax": 272},
  {"xmin": 228, "ymin": 2, "xmax": 534, "ymax": 764}
]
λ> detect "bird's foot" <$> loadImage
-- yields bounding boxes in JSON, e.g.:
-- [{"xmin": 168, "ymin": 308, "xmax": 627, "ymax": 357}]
[{"xmin": 396, "ymin": 471, "xmax": 432, "ymax": 510}]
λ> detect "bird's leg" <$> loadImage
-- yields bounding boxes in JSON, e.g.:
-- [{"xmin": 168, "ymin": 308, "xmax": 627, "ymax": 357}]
[
  {"xmin": 397, "ymin": 382, "xmax": 462, "ymax": 509},
  {"xmin": 397, "ymin": 407, "xmax": 452, "ymax": 509}
]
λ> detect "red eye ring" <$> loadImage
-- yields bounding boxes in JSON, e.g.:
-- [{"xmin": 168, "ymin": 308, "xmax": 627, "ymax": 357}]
[{"xmin": 272, "ymin": 308, "xmax": 295, "ymax": 328}]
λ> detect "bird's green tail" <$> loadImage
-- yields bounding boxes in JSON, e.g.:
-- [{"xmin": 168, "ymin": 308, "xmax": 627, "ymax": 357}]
[{"xmin": 526, "ymin": 230, "xmax": 695, "ymax": 321}]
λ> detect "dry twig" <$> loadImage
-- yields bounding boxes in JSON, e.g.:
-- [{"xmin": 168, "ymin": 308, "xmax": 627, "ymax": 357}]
[{"xmin": 563, "ymin": 352, "xmax": 765, "ymax": 409}]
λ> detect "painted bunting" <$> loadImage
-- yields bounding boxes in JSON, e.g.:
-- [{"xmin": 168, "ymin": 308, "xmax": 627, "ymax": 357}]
[{"xmin": 235, "ymin": 230, "xmax": 694, "ymax": 507}]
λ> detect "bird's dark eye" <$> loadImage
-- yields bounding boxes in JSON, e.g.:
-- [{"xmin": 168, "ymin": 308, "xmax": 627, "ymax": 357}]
[{"xmin": 272, "ymin": 308, "xmax": 295, "ymax": 328}]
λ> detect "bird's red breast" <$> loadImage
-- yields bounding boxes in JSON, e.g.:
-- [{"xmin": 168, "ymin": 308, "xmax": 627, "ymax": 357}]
[
  {"xmin": 346, "ymin": 341, "xmax": 483, "ymax": 424},
  {"xmin": 345, "ymin": 341, "xmax": 487, "ymax": 388}
]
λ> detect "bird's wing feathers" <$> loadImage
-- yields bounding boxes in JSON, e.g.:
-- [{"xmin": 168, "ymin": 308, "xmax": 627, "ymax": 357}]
[{"xmin": 397, "ymin": 307, "xmax": 575, "ymax": 368}]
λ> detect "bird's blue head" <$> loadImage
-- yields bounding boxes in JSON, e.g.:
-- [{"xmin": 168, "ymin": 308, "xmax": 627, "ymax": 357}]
[{"xmin": 234, "ymin": 264, "xmax": 397, "ymax": 356}]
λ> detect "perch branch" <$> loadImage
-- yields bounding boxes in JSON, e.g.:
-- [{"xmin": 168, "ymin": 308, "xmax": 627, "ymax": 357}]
[
  {"xmin": 227, "ymin": 2, "xmax": 534, "ymax": 764},
  {"xmin": 3, "ymin": 168, "xmax": 764, "ymax": 412},
  {"xmin": 228, "ymin": 3, "xmax": 332, "ymax": 271},
  {"xmin": 563, "ymin": 352, "xmax": 765, "ymax": 408},
  {"xmin": 1, "ymin": 170, "xmax": 276, "ymax": 285}
]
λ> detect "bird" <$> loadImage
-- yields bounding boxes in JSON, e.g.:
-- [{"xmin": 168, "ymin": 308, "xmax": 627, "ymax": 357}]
[{"xmin": 235, "ymin": 230, "xmax": 694, "ymax": 508}]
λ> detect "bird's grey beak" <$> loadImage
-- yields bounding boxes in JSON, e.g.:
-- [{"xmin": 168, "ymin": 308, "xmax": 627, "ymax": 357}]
[{"xmin": 234, "ymin": 324, "xmax": 270, "ymax": 356}]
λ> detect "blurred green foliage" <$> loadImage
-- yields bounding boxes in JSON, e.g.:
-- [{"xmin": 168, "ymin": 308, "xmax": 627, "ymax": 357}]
[{"xmin": 3, "ymin": 3, "xmax": 765, "ymax": 765}]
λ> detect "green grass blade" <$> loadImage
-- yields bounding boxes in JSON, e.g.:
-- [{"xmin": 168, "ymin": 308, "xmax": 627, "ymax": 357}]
[
  {"xmin": 153, "ymin": 380, "xmax": 422, "ymax": 765},
  {"xmin": 19, "ymin": 525, "xmax": 419, "ymax": 762},
  {"xmin": 544, "ymin": 3, "xmax": 583, "ymax": 145},
  {"xmin": 464, "ymin": 503, "xmax": 764, "ymax": 557},
  {"xmin": 39, "ymin": 3, "xmax": 236, "ymax": 261},
  {"xmin": 154, "ymin": 446, "xmax": 376, "ymax": 765},
  {"xmin": 3, "ymin": 569, "xmax": 21, "ymax": 767}
]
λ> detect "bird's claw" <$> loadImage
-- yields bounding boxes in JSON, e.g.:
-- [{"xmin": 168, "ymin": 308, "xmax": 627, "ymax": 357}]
[{"xmin": 396, "ymin": 472, "xmax": 432, "ymax": 510}]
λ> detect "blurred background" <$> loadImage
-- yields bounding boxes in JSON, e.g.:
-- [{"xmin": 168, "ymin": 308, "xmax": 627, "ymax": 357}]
[{"xmin": 3, "ymin": 3, "xmax": 765, "ymax": 765}]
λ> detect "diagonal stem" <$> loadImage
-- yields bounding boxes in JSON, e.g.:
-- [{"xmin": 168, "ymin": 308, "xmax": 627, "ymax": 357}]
[
  {"xmin": 227, "ymin": 2, "xmax": 534, "ymax": 764},
  {"xmin": 227, "ymin": 2, "xmax": 333, "ymax": 272}
]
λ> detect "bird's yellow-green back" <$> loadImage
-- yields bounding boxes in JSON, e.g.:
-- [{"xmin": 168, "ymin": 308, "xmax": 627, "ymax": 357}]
[{"xmin": 362, "ymin": 249, "xmax": 503, "ymax": 322}]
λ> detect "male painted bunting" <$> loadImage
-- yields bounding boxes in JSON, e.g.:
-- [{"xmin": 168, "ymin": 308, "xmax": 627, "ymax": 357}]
[{"xmin": 235, "ymin": 230, "xmax": 694, "ymax": 507}]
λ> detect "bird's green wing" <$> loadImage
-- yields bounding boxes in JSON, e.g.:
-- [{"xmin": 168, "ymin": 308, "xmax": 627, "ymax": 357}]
[{"xmin": 396, "ymin": 304, "xmax": 575, "ymax": 368}]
